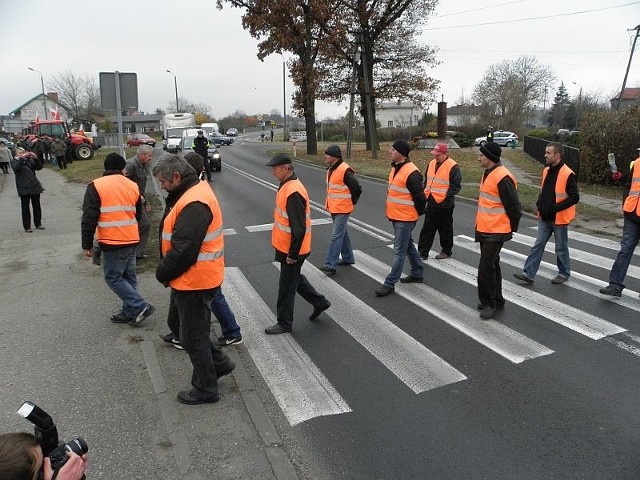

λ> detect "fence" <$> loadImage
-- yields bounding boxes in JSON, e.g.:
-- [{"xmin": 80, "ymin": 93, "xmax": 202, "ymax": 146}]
[{"xmin": 523, "ymin": 136, "xmax": 580, "ymax": 176}]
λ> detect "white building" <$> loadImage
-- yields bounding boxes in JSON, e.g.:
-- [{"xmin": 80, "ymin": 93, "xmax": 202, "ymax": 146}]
[{"xmin": 377, "ymin": 100, "xmax": 421, "ymax": 128}]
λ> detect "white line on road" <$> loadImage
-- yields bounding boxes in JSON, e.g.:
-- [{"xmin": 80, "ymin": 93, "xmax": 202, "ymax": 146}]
[
  {"xmin": 224, "ymin": 267, "xmax": 351, "ymax": 426},
  {"xmin": 353, "ymin": 251, "xmax": 554, "ymax": 364}
]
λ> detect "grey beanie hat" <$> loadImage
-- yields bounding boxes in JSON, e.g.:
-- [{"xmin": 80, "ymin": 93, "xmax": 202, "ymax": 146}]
[{"xmin": 325, "ymin": 144, "xmax": 342, "ymax": 158}]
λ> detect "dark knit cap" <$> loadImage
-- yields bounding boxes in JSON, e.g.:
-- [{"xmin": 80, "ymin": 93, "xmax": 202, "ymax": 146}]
[
  {"xmin": 266, "ymin": 153, "xmax": 293, "ymax": 166},
  {"xmin": 104, "ymin": 152, "xmax": 127, "ymax": 171},
  {"xmin": 392, "ymin": 139, "xmax": 411, "ymax": 157},
  {"xmin": 325, "ymin": 144, "xmax": 342, "ymax": 158},
  {"xmin": 479, "ymin": 142, "xmax": 502, "ymax": 162}
]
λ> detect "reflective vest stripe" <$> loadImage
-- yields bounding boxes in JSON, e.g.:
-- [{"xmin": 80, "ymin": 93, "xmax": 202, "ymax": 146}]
[
  {"xmin": 100, "ymin": 205, "xmax": 136, "ymax": 213},
  {"xmin": 98, "ymin": 219, "xmax": 138, "ymax": 228}
]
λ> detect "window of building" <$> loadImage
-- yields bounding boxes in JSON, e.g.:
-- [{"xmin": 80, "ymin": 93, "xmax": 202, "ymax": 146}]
[{"xmin": 387, "ymin": 120, "xmax": 394, "ymax": 127}]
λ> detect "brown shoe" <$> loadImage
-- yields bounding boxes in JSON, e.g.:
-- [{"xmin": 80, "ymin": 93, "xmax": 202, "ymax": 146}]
[{"xmin": 435, "ymin": 252, "xmax": 450, "ymax": 260}]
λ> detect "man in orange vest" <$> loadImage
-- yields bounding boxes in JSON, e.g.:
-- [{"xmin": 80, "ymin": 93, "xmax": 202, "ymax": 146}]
[
  {"xmin": 320, "ymin": 144, "xmax": 362, "ymax": 275},
  {"xmin": 81, "ymin": 153, "xmax": 155, "ymax": 326},
  {"xmin": 514, "ymin": 142, "xmax": 579, "ymax": 285},
  {"xmin": 265, "ymin": 153, "xmax": 331, "ymax": 335},
  {"xmin": 375, "ymin": 139, "xmax": 426, "ymax": 297},
  {"xmin": 600, "ymin": 146, "xmax": 640, "ymax": 297},
  {"xmin": 418, "ymin": 142, "xmax": 462, "ymax": 260},
  {"xmin": 475, "ymin": 142, "xmax": 521, "ymax": 319},
  {"xmin": 153, "ymin": 153, "xmax": 234, "ymax": 404}
]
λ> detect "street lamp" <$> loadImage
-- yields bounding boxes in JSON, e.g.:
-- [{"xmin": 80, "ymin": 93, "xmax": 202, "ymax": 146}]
[
  {"xmin": 166, "ymin": 70, "xmax": 179, "ymax": 112},
  {"xmin": 572, "ymin": 81, "xmax": 582, "ymax": 130},
  {"xmin": 28, "ymin": 67, "xmax": 47, "ymax": 119},
  {"xmin": 280, "ymin": 53, "xmax": 287, "ymax": 141}
]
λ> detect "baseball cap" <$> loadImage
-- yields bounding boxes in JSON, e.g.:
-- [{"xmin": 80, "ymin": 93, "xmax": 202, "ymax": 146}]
[{"xmin": 431, "ymin": 143, "xmax": 449, "ymax": 155}]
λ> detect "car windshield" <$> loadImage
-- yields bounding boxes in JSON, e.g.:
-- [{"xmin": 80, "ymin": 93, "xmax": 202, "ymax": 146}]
[{"xmin": 167, "ymin": 128, "xmax": 183, "ymax": 138}]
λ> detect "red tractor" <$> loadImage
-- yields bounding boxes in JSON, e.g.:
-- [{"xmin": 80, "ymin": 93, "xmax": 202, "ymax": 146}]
[{"xmin": 22, "ymin": 119, "xmax": 96, "ymax": 160}]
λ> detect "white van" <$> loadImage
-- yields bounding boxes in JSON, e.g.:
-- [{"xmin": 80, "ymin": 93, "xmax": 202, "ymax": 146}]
[{"xmin": 200, "ymin": 123, "xmax": 219, "ymax": 135}]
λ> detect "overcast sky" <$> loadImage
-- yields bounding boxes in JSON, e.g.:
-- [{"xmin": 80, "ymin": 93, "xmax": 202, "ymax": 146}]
[{"xmin": 1, "ymin": 0, "xmax": 638, "ymax": 121}]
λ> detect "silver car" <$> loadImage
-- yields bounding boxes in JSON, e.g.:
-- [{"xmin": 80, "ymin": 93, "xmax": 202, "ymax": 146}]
[{"xmin": 475, "ymin": 131, "xmax": 518, "ymax": 147}]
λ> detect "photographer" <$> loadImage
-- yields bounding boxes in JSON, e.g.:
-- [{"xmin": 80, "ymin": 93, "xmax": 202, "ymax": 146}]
[{"xmin": 0, "ymin": 432, "xmax": 87, "ymax": 480}]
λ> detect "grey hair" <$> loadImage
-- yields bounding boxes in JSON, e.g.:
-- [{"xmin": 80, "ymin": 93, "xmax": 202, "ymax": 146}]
[
  {"xmin": 136, "ymin": 144, "xmax": 153, "ymax": 156},
  {"xmin": 152, "ymin": 152, "xmax": 196, "ymax": 181}
]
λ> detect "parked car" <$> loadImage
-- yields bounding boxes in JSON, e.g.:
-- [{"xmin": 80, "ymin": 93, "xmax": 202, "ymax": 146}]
[
  {"xmin": 181, "ymin": 135, "xmax": 222, "ymax": 172},
  {"xmin": 209, "ymin": 131, "xmax": 234, "ymax": 146},
  {"xmin": 0, "ymin": 137, "xmax": 16, "ymax": 156},
  {"xmin": 474, "ymin": 130, "xmax": 518, "ymax": 147},
  {"xmin": 127, "ymin": 134, "xmax": 156, "ymax": 148},
  {"xmin": 226, "ymin": 128, "xmax": 238, "ymax": 137}
]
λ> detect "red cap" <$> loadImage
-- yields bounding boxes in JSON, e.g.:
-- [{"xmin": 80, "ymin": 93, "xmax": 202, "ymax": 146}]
[{"xmin": 431, "ymin": 143, "xmax": 449, "ymax": 155}]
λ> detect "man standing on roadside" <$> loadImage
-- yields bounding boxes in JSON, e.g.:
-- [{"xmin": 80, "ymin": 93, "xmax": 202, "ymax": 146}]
[
  {"xmin": 153, "ymin": 153, "xmax": 235, "ymax": 404},
  {"xmin": 264, "ymin": 153, "xmax": 331, "ymax": 335},
  {"xmin": 192, "ymin": 130, "xmax": 211, "ymax": 181},
  {"xmin": 125, "ymin": 144, "xmax": 153, "ymax": 261},
  {"xmin": 375, "ymin": 140, "xmax": 426, "ymax": 297},
  {"xmin": 320, "ymin": 145, "xmax": 362, "ymax": 275},
  {"xmin": 513, "ymin": 142, "xmax": 579, "ymax": 285},
  {"xmin": 475, "ymin": 142, "xmax": 521, "ymax": 320},
  {"xmin": 81, "ymin": 153, "xmax": 155, "ymax": 326},
  {"xmin": 418, "ymin": 143, "xmax": 462, "ymax": 260}
]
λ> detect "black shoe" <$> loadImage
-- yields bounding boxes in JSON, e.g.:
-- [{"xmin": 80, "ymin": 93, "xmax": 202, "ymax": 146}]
[
  {"xmin": 480, "ymin": 305, "xmax": 497, "ymax": 320},
  {"xmin": 35, "ymin": 225, "xmax": 45, "ymax": 230},
  {"xmin": 159, "ymin": 332, "xmax": 181, "ymax": 346},
  {"xmin": 177, "ymin": 389, "xmax": 220, "ymax": 405},
  {"xmin": 111, "ymin": 312, "xmax": 132, "ymax": 323},
  {"xmin": 599, "ymin": 285, "xmax": 622, "ymax": 297},
  {"xmin": 214, "ymin": 335, "xmax": 243, "ymax": 346},
  {"xmin": 217, "ymin": 362, "xmax": 236, "ymax": 379},
  {"xmin": 513, "ymin": 273, "xmax": 534, "ymax": 284},
  {"xmin": 265, "ymin": 323, "xmax": 291, "ymax": 335},
  {"xmin": 319, "ymin": 266, "xmax": 337, "ymax": 275},
  {"xmin": 375, "ymin": 285, "xmax": 395, "ymax": 297},
  {"xmin": 130, "ymin": 304, "xmax": 156, "ymax": 326},
  {"xmin": 309, "ymin": 301, "xmax": 331, "ymax": 321},
  {"xmin": 477, "ymin": 302, "xmax": 505, "ymax": 310},
  {"xmin": 419, "ymin": 252, "xmax": 429, "ymax": 260},
  {"xmin": 337, "ymin": 260, "xmax": 354, "ymax": 266},
  {"xmin": 92, "ymin": 251, "xmax": 101, "ymax": 266},
  {"xmin": 551, "ymin": 275, "xmax": 568, "ymax": 284},
  {"xmin": 25, "ymin": 229, "xmax": 33, "ymax": 233},
  {"xmin": 399, "ymin": 275, "xmax": 423, "ymax": 284},
  {"xmin": 434, "ymin": 252, "xmax": 450, "ymax": 260}
]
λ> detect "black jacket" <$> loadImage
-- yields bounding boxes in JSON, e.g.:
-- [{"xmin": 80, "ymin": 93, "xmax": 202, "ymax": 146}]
[
  {"xmin": 192, "ymin": 135, "xmax": 210, "ymax": 157},
  {"xmin": 156, "ymin": 176, "xmax": 213, "ymax": 286},
  {"xmin": 81, "ymin": 171, "xmax": 143, "ymax": 250},
  {"xmin": 11, "ymin": 155, "xmax": 44, "ymax": 197}
]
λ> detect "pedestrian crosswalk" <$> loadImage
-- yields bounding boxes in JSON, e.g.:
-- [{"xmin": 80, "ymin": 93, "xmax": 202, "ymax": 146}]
[{"xmin": 221, "ymin": 224, "xmax": 640, "ymax": 427}]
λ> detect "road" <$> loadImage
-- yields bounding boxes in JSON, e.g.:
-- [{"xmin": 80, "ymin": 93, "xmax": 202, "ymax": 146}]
[{"xmin": 216, "ymin": 138, "xmax": 640, "ymax": 479}]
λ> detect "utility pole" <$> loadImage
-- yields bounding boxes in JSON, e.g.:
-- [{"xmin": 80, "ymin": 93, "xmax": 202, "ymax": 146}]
[{"xmin": 616, "ymin": 24, "xmax": 640, "ymax": 112}]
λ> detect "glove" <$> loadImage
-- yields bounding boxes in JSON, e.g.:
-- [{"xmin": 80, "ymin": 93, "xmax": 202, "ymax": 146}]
[{"xmin": 612, "ymin": 171, "xmax": 622, "ymax": 181}]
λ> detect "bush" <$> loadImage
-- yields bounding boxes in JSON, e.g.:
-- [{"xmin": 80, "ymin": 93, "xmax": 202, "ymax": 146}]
[{"xmin": 527, "ymin": 128, "xmax": 551, "ymax": 139}]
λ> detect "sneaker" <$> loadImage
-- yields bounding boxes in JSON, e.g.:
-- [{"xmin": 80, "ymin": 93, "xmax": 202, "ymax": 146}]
[
  {"xmin": 319, "ymin": 265, "xmax": 337, "ymax": 275},
  {"xmin": 130, "ymin": 304, "xmax": 156, "ymax": 327},
  {"xmin": 399, "ymin": 275, "xmax": 423, "ymax": 284},
  {"xmin": 110, "ymin": 312, "xmax": 132, "ymax": 323},
  {"xmin": 435, "ymin": 252, "xmax": 450, "ymax": 260},
  {"xmin": 214, "ymin": 335, "xmax": 243, "ymax": 346},
  {"xmin": 513, "ymin": 273, "xmax": 534, "ymax": 284},
  {"xmin": 599, "ymin": 285, "xmax": 622, "ymax": 297},
  {"xmin": 92, "ymin": 250, "xmax": 101, "ymax": 266},
  {"xmin": 159, "ymin": 332, "xmax": 183, "ymax": 350},
  {"xmin": 551, "ymin": 275, "xmax": 568, "ymax": 284}
]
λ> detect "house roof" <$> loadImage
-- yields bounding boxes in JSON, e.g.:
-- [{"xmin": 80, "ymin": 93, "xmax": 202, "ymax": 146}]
[
  {"xmin": 447, "ymin": 104, "xmax": 483, "ymax": 115},
  {"xmin": 10, "ymin": 93, "xmax": 65, "ymax": 115},
  {"xmin": 378, "ymin": 100, "xmax": 416, "ymax": 110},
  {"xmin": 610, "ymin": 87, "xmax": 640, "ymax": 101}
]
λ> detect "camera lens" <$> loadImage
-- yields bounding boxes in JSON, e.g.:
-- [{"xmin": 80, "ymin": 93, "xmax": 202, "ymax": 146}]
[{"xmin": 66, "ymin": 437, "xmax": 88, "ymax": 456}]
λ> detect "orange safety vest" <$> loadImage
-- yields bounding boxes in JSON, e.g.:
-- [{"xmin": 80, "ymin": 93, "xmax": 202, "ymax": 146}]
[
  {"xmin": 386, "ymin": 162, "xmax": 420, "ymax": 221},
  {"xmin": 540, "ymin": 163, "xmax": 576, "ymax": 225},
  {"xmin": 476, "ymin": 166, "xmax": 517, "ymax": 234},
  {"xmin": 424, "ymin": 157, "xmax": 457, "ymax": 204},
  {"xmin": 623, "ymin": 160, "xmax": 640, "ymax": 216},
  {"xmin": 93, "ymin": 175, "xmax": 140, "ymax": 245},
  {"xmin": 272, "ymin": 178, "xmax": 311, "ymax": 255},
  {"xmin": 161, "ymin": 181, "xmax": 224, "ymax": 290},
  {"xmin": 325, "ymin": 161, "xmax": 354, "ymax": 214}
]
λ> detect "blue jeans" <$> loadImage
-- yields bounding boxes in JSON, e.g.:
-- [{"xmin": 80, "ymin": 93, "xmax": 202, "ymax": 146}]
[
  {"xmin": 324, "ymin": 213, "xmax": 355, "ymax": 269},
  {"xmin": 211, "ymin": 288, "xmax": 241, "ymax": 339},
  {"xmin": 102, "ymin": 245, "xmax": 146, "ymax": 317},
  {"xmin": 523, "ymin": 220, "xmax": 570, "ymax": 279},
  {"xmin": 609, "ymin": 217, "xmax": 640, "ymax": 290},
  {"xmin": 384, "ymin": 220, "xmax": 423, "ymax": 287}
]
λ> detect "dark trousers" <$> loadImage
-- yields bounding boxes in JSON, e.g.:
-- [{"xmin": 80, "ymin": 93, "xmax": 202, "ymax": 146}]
[
  {"xmin": 56, "ymin": 155, "xmax": 67, "ymax": 169},
  {"xmin": 277, "ymin": 258, "xmax": 328, "ymax": 329},
  {"xmin": 198, "ymin": 153, "xmax": 211, "ymax": 180},
  {"xmin": 167, "ymin": 288, "xmax": 232, "ymax": 397},
  {"xmin": 20, "ymin": 195, "xmax": 42, "ymax": 230},
  {"xmin": 418, "ymin": 206, "xmax": 454, "ymax": 256},
  {"xmin": 136, "ymin": 209, "xmax": 150, "ymax": 258},
  {"xmin": 477, "ymin": 241, "xmax": 505, "ymax": 308}
]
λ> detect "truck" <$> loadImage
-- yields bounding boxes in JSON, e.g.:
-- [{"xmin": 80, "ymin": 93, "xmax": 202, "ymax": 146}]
[
  {"xmin": 22, "ymin": 119, "xmax": 96, "ymax": 160},
  {"xmin": 200, "ymin": 122, "xmax": 219, "ymax": 136},
  {"xmin": 162, "ymin": 113, "xmax": 195, "ymax": 152}
]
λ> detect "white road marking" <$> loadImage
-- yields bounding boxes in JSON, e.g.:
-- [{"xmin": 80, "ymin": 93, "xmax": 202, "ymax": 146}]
[{"xmin": 353, "ymin": 251, "xmax": 554, "ymax": 364}]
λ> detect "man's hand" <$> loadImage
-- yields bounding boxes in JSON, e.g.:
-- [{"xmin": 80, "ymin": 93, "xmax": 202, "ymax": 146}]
[
  {"xmin": 285, "ymin": 256, "xmax": 297, "ymax": 264},
  {"xmin": 44, "ymin": 452, "xmax": 88, "ymax": 480},
  {"xmin": 83, "ymin": 248, "xmax": 93, "ymax": 258},
  {"xmin": 612, "ymin": 171, "xmax": 623, "ymax": 181}
]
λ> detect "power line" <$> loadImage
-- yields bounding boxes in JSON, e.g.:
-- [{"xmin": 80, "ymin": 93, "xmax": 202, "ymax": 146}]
[
  {"xmin": 426, "ymin": 1, "xmax": 640, "ymax": 31},
  {"xmin": 433, "ymin": 0, "xmax": 528, "ymax": 19}
]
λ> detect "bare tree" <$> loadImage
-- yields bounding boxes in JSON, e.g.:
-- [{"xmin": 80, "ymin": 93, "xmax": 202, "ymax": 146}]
[{"xmin": 47, "ymin": 70, "xmax": 87, "ymax": 119}]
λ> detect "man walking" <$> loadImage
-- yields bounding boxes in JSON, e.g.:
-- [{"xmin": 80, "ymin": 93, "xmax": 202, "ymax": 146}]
[
  {"xmin": 475, "ymin": 142, "xmax": 521, "ymax": 319},
  {"xmin": 320, "ymin": 145, "xmax": 362, "ymax": 275},
  {"xmin": 125, "ymin": 144, "xmax": 153, "ymax": 261},
  {"xmin": 192, "ymin": 130, "xmax": 211, "ymax": 181},
  {"xmin": 50, "ymin": 137, "xmax": 67, "ymax": 170},
  {"xmin": 153, "ymin": 153, "xmax": 235, "ymax": 404},
  {"xmin": 375, "ymin": 140, "xmax": 426, "ymax": 297},
  {"xmin": 264, "ymin": 153, "xmax": 331, "ymax": 335},
  {"xmin": 513, "ymin": 142, "xmax": 579, "ymax": 285},
  {"xmin": 418, "ymin": 143, "xmax": 462, "ymax": 260},
  {"xmin": 81, "ymin": 153, "xmax": 155, "ymax": 326}
]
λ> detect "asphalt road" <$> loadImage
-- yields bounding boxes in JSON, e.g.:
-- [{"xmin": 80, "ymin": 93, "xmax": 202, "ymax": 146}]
[{"xmin": 215, "ymin": 139, "xmax": 640, "ymax": 479}]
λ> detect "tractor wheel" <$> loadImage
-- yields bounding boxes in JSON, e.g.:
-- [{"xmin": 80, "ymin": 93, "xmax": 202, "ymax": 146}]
[{"xmin": 74, "ymin": 143, "xmax": 94, "ymax": 160}]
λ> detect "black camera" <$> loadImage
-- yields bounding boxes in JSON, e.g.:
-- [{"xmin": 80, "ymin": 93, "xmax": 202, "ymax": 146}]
[{"xmin": 17, "ymin": 401, "xmax": 88, "ymax": 478}]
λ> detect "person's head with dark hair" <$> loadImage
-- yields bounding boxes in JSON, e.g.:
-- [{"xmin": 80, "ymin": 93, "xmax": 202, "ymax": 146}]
[
  {"xmin": 545, "ymin": 141, "xmax": 564, "ymax": 167},
  {"xmin": 183, "ymin": 151, "xmax": 205, "ymax": 175},
  {"xmin": 0, "ymin": 432, "xmax": 41, "ymax": 480}
]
